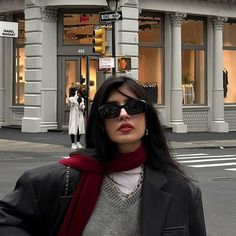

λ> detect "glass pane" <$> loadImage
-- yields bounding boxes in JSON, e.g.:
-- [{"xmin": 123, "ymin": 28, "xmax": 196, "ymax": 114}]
[
  {"xmin": 223, "ymin": 22, "xmax": 236, "ymax": 47},
  {"xmin": 63, "ymin": 13, "xmax": 100, "ymax": 45},
  {"xmin": 79, "ymin": 58, "xmax": 98, "ymax": 102},
  {"xmin": 65, "ymin": 60, "xmax": 78, "ymax": 103},
  {"xmin": 223, "ymin": 50, "xmax": 236, "ymax": 103},
  {"xmin": 14, "ymin": 48, "xmax": 25, "ymax": 105},
  {"xmin": 182, "ymin": 50, "xmax": 205, "ymax": 105},
  {"xmin": 182, "ymin": 19, "xmax": 204, "ymax": 46},
  {"xmin": 139, "ymin": 47, "xmax": 163, "ymax": 104},
  {"xmin": 16, "ymin": 15, "xmax": 25, "ymax": 45},
  {"xmin": 139, "ymin": 16, "xmax": 161, "ymax": 44},
  {"xmin": 89, "ymin": 59, "xmax": 98, "ymax": 101}
]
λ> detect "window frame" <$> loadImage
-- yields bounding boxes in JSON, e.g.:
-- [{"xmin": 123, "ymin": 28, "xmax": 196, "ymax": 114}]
[
  {"xmin": 57, "ymin": 9, "xmax": 105, "ymax": 47},
  {"xmin": 13, "ymin": 14, "xmax": 25, "ymax": 106},
  {"xmin": 138, "ymin": 11, "xmax": 165, "ymax": 105},
  {"xmin": 181, "ymin": 16, "xmax": 207, "ymax": 106}
]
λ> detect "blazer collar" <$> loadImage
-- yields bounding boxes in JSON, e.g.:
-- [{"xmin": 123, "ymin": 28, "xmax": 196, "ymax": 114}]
[{"xmin": 141, "ymin": 166, "xmax": 172, "ymax": 235}]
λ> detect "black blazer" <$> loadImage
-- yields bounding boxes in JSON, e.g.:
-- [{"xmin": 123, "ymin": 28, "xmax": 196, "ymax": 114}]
[{"xmin": 0, "ymin": 163, "xmax": 206, "ymax": 236}]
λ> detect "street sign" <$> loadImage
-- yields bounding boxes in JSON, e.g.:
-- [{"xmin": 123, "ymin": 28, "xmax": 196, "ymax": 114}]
[
  {"xmin": 0, "ymin": 21, "xmax": 18, "ymax": 38},
  {"xmin": 100, "ymin": 11, "xmax": 123, "ymax": 23}
]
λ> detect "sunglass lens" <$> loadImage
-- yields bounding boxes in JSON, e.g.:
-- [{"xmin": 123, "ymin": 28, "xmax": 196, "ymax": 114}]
[
  {"xmin": 126, "ymin": 100, "xmax": 146, "ymax": 115},
  {"xmin": 99, "ymin": 104, "xmax": 119, "ymax": 119},
  {"xmin": 99, "ymin": 100, "xmax": 146, "ymax": 119}
]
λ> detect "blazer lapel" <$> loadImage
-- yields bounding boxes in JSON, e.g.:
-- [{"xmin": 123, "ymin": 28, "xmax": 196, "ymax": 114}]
[{"xmin": 141, "ymin": 166, "xmax": 172, "ymax": 236}]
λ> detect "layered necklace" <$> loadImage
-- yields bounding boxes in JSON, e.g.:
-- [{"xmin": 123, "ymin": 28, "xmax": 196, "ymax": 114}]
[{"xmin": 107, "ymin": 165, "xmax": 144, "ymax": 199}]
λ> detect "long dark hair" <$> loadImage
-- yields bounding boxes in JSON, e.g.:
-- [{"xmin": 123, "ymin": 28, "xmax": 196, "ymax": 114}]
[
  {"xmin": 86, "ymin": 75, "xmax": 187, "ymax": 177},
  {"xmin": 69, "ymin": 86, "xmax": 82, "ymax": 104}
]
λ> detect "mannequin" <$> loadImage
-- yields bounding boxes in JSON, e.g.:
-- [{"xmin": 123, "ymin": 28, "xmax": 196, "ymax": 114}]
[{"xmin": 223, "ymin": 68, "xmax": 228, "ymax": 98}]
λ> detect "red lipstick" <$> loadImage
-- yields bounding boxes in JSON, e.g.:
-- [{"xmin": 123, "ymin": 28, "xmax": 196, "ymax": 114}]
[{"xmin": 118, "ymin": 123, "xmax": 134, "ymax": 132}]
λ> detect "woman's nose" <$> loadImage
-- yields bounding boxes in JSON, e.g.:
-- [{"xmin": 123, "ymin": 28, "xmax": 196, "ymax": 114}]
[{"xmin": 119, "ymin": 108, "xmax": 130, "ymax": 119}]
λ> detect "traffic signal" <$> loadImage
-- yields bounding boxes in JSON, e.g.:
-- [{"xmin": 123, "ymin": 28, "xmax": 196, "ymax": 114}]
[
  {"xmin": 93, "ymin": 28, "xmax": 106, "ymax": 55},
  {"xmin": 118, "ymin": 57, "xmax": 131, "ymax": 71}
]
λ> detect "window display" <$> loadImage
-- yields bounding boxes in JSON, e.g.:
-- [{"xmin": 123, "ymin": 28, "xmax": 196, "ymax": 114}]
[
  {"xmin": 181, "ymin": 19, "xmax": 204, "ymax": 46},
  {"xmin": 63, "ymin": 13, "xmax": 100, "ymax": 45},
  {"xmin": 138, "ymin": 14, "xmax": 163, "ymax": 104},
  {"xmin": 223, "ymin": 51, "xmax": 236, "ymax": 103},
  {"xmin": 139, "ymin": 47, "xmax": 163, "ymax": 104},
  {"xmin": 181, "ymin": 18, "xmax": 206, "ymax": 105},
  {"xmin": 14, "ymin": 15, "xmax": 25, "ymax": 105},
  {"xmin": 139, "ymin": 15, "xmax": 161, "ymax": 44},
  {"xmin": 15, "ymin": 48, "xmax": 25, "ymax": 104},
  {"xmin": 223, "ymin": 21, "xmax": 236, "ymax": 103}
]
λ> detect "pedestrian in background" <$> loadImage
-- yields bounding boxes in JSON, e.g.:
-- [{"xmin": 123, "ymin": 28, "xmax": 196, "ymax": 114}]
[
  {"xmin": 68, "ymin": 82, "xmax": 85, "ymax": 150},
  {"xmin": 0, "ymin": 75, "xmax": 206, "ymax": 236}
]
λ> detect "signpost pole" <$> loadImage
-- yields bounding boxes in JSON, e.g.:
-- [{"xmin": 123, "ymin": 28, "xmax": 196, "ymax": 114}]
[{"xmin": 112, "ymin": 21, "xmax": 116, "ymax": 76}]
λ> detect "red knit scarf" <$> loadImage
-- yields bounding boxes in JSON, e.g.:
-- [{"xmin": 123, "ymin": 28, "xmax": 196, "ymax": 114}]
[{"xmin": 57, "ymin": 144, "xmax": 147, "ymax": 236}]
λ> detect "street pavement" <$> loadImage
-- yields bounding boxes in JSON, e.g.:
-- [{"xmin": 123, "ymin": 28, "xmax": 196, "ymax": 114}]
[
  {"xmin": 1, "ymin": 127, "xmax": 236, "ymax": 236},
  {"xmin": 166, "ymin": 130, "xmax": 236, "ymax": 149},
  {"xmin": 1, "ymin": 127, "xmax": 236, "ymax": 153}
]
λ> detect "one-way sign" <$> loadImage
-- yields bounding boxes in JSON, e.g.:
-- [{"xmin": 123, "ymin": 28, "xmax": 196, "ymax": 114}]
[{"xmin": 100, "ymin": 11, "xmax": 123, "ymax": 23}]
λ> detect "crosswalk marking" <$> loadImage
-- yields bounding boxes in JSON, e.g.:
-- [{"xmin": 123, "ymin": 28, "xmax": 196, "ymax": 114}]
[
  {"xmin": 176, "ymin": 154, "xmax": 236, "ymax": 160},
  {"xmin": 188, "ymin": 162, "xmax": 236, "ymax": 168},
  {"xmin": 225, "ymin": 168, "xmax": 236, "ymax": 171},
  {"xmin": 175, "ymin": 152, "xmax": 236, "ymax": 170},
  {"xmin": 179, "ymin": 157, "xmax": 236, "ymax": 163},
  {"xmin": 175, "ymin": 153, "xmax": 207, "ymax": 157}
]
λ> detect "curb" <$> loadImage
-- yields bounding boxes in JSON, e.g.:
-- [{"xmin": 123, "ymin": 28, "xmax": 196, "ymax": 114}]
[
  {"xmin": 1, "ymin": 138, "xmax": 236, "ymax": 151},
  {"xmin": 170, "ymin": 141, "xmax": 236, "ymax": 149},
  {"xmin": 0, "ymin": 139, "xmax": 69, "ymax": 153}
]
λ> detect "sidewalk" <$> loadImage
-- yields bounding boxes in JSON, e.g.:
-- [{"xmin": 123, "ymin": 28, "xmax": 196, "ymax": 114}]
[
  {"xmin": 1, "ymin": 127, "xmax": 236, "ymax": 151},
  {"xmin": 0, "ymin": 128, "xmax": 70, "ymax": 157},
  {"xmin": 165, "ymin": 131, "xmax": 236, "ymax": 149}
]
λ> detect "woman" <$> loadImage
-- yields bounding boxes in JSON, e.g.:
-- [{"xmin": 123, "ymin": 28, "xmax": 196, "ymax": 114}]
[
  {"xmin": 68, "ymin": 82, "xmax": 85, "ymax": 150},
  {"xmin": 0, "ymin": 75, "xmax": 206, "ymax": 236}
]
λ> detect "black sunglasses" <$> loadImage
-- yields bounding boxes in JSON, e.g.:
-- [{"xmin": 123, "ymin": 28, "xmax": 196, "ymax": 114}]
[{"xmin": 98, "ymin": 100, "xmax": 147, "ymax": 119}]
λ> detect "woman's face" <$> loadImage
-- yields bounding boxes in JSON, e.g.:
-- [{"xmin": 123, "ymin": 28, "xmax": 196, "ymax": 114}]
[{"xmin": 104, "ymin": 85, "xmax": 146, "ymax": 153}]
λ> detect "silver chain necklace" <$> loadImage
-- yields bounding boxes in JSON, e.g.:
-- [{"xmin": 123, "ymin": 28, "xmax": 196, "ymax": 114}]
[{"xmin": 107, "ymin": 165, "xmax": 144, "ymax": 199}]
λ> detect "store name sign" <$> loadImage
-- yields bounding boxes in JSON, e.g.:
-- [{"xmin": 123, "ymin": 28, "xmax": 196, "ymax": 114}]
[{"xmin": 0, "ymin": 21, "xmax": 18, "ymax": 38}]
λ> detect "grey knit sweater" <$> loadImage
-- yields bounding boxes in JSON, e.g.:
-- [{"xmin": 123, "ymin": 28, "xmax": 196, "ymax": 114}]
[{"xmin": 82, "ymin": 175, "xmax": 142, "ymax": 236}]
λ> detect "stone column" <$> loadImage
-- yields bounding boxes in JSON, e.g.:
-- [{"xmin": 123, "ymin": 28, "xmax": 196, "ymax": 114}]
[
  {"xmin": 22, "ymin": 3, "xmax": 58, "ymax": 132},
  {"xmin": 210, "ymin": 16, "xmax": 229, "ymax": 132},
  {"xmin": 117, "ymin": 0, "xmax": 139, "ymax": 79},
  {"xmin": 170, "ymin": 13, "xmax": 187, "ymax": 133},
  {"xmin": 22, "ymin": 2, "xmax": 43, "ymax": 132},
  {"xmin": 40, "ymin": 7, "xmax": 58, "ymax": 131},
  {"xmin": 0, "ymin": 15, "xmax": 6, "ymax": 126}
]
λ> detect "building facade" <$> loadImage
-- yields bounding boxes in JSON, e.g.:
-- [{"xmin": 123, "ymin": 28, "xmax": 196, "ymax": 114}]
[{"xmin": 0, "ymin": 0, "xmax": 236, "ymax": 133}]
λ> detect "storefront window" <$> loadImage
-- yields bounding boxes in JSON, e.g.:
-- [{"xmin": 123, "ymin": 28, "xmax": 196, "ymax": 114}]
[
  {"xmin": 139, "ymin": 16, "xmax": 161, "ymax": 44},
  {"xmin": 15, "ymin": 48, "xmax": 25, "ymax": 104},
  {"xmin": 139, "ymin": 47, "xmax": 163, "ymax": 104},
  {"xmin": 14, "ymin": 15, "xmax": 25, "ymax": 105},
  {"xmin": 63, "ymin": 13, "xmax": 100, "ymax": 45},
  {"xmin": 182, "ymin": 18, "xmax": 206, "ymax": 105},
  {"xmin": 182, "ymin": 50, "xmax": 205, "ymax": 105},
  {"xmin": 223, "ymin": 21, "xmax": 236, "ymax": 47},
  {"xmin": 182, "ymin": 19, "xmax": 204, "ymax": 46},
  {"xmin": 138, "ymin": 13, "xmax": 163, "ymax": 105},
  {"xmin": 223, "ymin": 21, "xmax": 236, "ymax": 103}
]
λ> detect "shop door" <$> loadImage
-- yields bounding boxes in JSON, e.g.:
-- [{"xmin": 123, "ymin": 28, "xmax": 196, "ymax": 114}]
[{"xmin": 58, "ymin": 56, "xmax": 103, "ymax": 129}]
